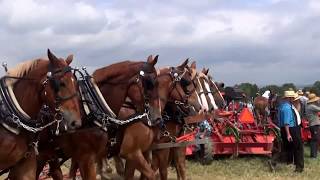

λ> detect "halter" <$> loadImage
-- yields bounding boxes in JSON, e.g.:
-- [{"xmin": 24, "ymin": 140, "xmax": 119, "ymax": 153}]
[
  {"xmin": 125, "ymin": 66, "xmax": 158, "ymax": 124},
  {"xmin": 2, "ymin": 64, "xmax": 78, "ymax": 134},
  {"xmin": 40, "ymin": 65, "xmax": 79, "ymax": 134},
  {"xmin": 207, "ymin": 75, "xmax": 225, "ymax": 107},
  {"xmin": 160, "ymin": 67, "xmax": 197, "ymax": 109}
]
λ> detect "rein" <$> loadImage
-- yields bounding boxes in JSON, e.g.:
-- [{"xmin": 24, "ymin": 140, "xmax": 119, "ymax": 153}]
[
  {"xmin": 165, "ymin": 68, "xmax": 197, "ymax": 109},
  {"xmin": 0, "ymin": 65, "xmax": 77, "ymax": 134}
]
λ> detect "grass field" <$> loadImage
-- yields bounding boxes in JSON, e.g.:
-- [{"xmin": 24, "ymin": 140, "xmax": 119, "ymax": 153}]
[
  {"xmin": 106, "ymin": 146, "xmax": 320, "ymax": 180},
  {"xmin": 1, "ymin": 146, "xmax": 319, "ymax": 180}
]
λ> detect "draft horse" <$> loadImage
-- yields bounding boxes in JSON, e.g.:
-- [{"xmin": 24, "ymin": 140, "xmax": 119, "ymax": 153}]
[
  {"xmin": 150, "ymin": 63, "xmax": 226, "ymax": 180},
  {"xmin": 36, "ymin": 55, "xmax": 162, "ymax": 180},
  {"xmin": 0, "ymin": 49, "xmax": 82, "ymax": 179}
]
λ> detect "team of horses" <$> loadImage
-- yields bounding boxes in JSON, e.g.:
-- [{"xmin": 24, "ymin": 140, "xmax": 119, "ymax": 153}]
[{"xmin": 0, "ymin": 49, "xmax": 228, "ymax": 180}]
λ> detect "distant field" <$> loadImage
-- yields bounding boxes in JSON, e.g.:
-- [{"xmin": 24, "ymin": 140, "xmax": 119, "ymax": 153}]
[{"xmin": 1, "ymin": 146, "xmax": 319, "ymax": 180}]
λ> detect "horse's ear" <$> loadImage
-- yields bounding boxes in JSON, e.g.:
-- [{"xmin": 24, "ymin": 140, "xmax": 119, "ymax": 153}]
[
  {"xmin": 190, "ymin": 61, "xmax": 196, "ymax": 69},
  {"xmin": 147, "ymin": 55, "xmax": 153, "ymax": 63},
  {"xmin": 147, "ymin": 55, "xmax": 158, "ymax": 66},
  {"xmin": 202, "ymin": 68, "xmax": 209, "ymax": 75},
  {"xmin": 65, "ymin": 54, "xmax": 74, "ymax": 65},
  {"xmin": 47, "ymin": 49, "xmax": 59, "ymax": 64},
  {"xmin": 178, "ymin": 58, "xmax": 189, "ymax": 70}
]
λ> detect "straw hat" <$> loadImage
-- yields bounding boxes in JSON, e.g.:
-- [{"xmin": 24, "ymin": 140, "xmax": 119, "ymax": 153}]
[
  {"xmin": 283, "ymin": 90, "xmax": 297, "ymax": 98},
  {"xmin": 307, "ymin": 93, "xmax": 320, "ymax": 104}
]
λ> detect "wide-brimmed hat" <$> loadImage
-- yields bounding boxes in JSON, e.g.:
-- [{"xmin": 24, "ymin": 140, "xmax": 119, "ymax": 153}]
[
  {"xmin": 283, "ymin": 90, "xmax": 297, "ymax": 98},
  {"xmin": 307, "ymin": 93, "xmax": 320, "ymax": 104}
]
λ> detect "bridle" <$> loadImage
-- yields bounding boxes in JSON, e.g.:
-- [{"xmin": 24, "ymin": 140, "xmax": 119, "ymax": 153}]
[
  {"xmin": 40, "ymin": 64, "xmax": 79, "ymax": 134},
  {"xmin": 124, "ymin": 64, "xmax": 158, "ymax": 123},
  {"xmin": 207, "ymin": 75, "xmax": 225, "ymax": 106},
  {"xmin": 4, "ymin": 64, "xmax": 79, "ymax": 134},
  {"xmin": 161, "ymin": 67, "xmax": 197, "ymax": 109}
]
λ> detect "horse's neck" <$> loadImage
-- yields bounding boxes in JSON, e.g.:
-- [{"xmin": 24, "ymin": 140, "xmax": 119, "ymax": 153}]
[
  {"xmin": 13, "ymin": 81, "xmax": 42, "ymax": 119},
  {"xmin": 99, "ymin": 83, "xmax": 128, "ymax": 115}
]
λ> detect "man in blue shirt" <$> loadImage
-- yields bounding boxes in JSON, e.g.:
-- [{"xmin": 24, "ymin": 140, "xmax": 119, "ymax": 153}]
[{"xmin": 269, "ymin": 90, "xmax": 304, "ymax": 173}]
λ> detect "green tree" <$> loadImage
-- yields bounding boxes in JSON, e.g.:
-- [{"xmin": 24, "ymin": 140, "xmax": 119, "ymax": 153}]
[
  {"xmin": 238, "ymin": 82, "xmax": 259, "ymax": 98},
  {"xmin": 281, "ymin": 83, "xmax": 297, "ymax": 92},
  {"xmin": 310, "ymin": 81, "xmax": 320, "ymax": 95}
]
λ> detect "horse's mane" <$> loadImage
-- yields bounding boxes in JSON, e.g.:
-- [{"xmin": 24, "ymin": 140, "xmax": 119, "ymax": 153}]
[
  {"xmin": 93, "ymin": 61, "xmax": 143, "ymax": 84},
  {"xmin": 6, "ymin": 59, "xmax": 46, "ymax": 85}
]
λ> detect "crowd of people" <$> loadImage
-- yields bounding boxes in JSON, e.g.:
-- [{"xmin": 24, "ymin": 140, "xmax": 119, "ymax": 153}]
[
  {"xmin": 268, "ymin": 89, "xmax": 320, "ymax": 173},
  {"xmin": 193, "ymin": 87, "xmax": 320, "ymax": 173}
]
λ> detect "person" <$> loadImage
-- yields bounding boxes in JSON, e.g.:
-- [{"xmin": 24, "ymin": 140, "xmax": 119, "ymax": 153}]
[
  {"xmin": 297, "ymin": 90, "xmax": 308, "ymax": 118},
  {"xmin": 268, "ymin": 90, "xmax": 304, "ymax": 172},
  {"xmin": 305, "ymin": 93, "xmax": 320, "ymax": 158}
]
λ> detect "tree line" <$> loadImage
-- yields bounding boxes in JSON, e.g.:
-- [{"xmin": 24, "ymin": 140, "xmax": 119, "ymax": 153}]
[{"xmin": 235, "ymin": 81, "xmax": 320, "ymax": 98}]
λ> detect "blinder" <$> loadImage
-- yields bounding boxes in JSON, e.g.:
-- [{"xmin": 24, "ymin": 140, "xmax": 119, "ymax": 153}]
[{"xmin": 45, "ymin": 65, "xmax": 78, "ymax": 103}]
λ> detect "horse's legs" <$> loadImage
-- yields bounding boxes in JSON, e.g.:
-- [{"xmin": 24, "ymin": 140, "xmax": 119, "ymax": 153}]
[
  {"xmin": 254, "ymin": 109, "xmax": 262, "ymax": 125},
  {"xmin": 48, "ymin": 159, "xmax": 64, "ymax": 180},
  {"xmin": 35, "ymin": 160, "xmax": 46, "ymax": 180},
  {"xmin": 8, "ymin": 153, "xmax": 37, "ymax": 180},
  {"xmin": 139, "ymin": 150, "xmax": 154, "ymax": 180},
  {"xmin": 124, "ymin": 159, "xmax": 135, "ymax": 180},
  {"xmin": 114, "ymin": 155, "xmax": 125, "ymax": 176},
  {"xmin": 124, "ymin": 150, "xmax": 155, "ymax": 180},
  {"xmin": 157, "ymin": 149, "xmax": 170, "ymax": 180},
  {"xmin": 69, "ymin": 160, "xmax": 78, "ymax": 180},
  {"xmin": 173, "ymin": 147, "xmax": 187, "ymax": 180},
  {"xmin": 78, "ymin": 155, "xmax": 97, "ymax": 180}
]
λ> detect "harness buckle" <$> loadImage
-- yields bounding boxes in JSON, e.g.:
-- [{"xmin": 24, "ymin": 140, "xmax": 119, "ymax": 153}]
[{"xmin": 110, "ymin": 138, "xmax": 117, "ymax": 146}]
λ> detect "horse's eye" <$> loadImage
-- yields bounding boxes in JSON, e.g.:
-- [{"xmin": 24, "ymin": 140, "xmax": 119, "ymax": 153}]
[{"xmin": 180, "ymin": 78, "xmax": 191, "ymax": 87}]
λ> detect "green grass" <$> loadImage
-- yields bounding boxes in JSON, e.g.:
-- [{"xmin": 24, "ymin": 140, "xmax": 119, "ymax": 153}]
[
  {"xmin": 170, "ymin": 146, "xmax": 320, "ymax": 180},
  {"xmin": 1, "ymin": 146, "xmax": 319, "ymax": 180}
]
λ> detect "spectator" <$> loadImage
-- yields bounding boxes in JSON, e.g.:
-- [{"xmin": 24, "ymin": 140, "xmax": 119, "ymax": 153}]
[
  {"xmin": 268, "ymin": 90, "xmax": 304, "ymax": 172},
  {"xmin": 305, "ymin": 93, "xmax": 320, "ymax": 158}
]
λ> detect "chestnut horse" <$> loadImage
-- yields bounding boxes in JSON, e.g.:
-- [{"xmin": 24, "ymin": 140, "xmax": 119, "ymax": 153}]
[
  {"xmin": 150, "ymin": 63, "xmax": 226, "ymax": 180},
  {"xmin": 108, "ymin": 60, "xmax": 203, "ymax": 180},
  {"xmin": 36, "ymin": 55, "xmax": 161, "ymax": 180},
  {"xmin": 0, "ymin": 49, "xmax": 82, "ymax": 180},
  {"xmin": 100, "ymin": 59, "xmax": 203, "ymax": 180},
  {"xmin": 253, "ymin": 96, "xmax": 269, "ymax": 125}
]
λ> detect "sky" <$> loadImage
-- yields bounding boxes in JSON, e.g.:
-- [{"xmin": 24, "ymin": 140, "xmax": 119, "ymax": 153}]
[{"xmin": 0, "ymin": 0, "xmax": 319, "ymax": 86}]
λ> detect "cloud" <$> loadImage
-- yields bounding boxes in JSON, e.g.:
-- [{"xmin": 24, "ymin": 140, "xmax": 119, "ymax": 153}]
[{"xmin": 0, "ymin": 0, "xmax": 319, "ymax": 86}]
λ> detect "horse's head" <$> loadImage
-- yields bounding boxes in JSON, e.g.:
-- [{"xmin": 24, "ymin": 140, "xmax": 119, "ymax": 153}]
[
  {"xmin": 188, "ymin": 62, "xmax": 217, "ymax": 112},
  {"xmin": 157, "ymin": 59, "xmax": 203, "ymax": 114},
  {"xmin": 126, "ymin": 55, "xmax": 162, "ymax": 123},
  {"xmin": 202, "ymin": 68, "xmax": 226, "ymax": 109},
  {"xmin": 41, "ymin": 49, "xmax": 82, "ymax": 130}
]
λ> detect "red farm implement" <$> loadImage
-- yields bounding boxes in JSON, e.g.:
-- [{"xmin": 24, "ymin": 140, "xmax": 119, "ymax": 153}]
[{"xmin": 186, "ymin": 107, "xmax": 280, "ymax": 157}]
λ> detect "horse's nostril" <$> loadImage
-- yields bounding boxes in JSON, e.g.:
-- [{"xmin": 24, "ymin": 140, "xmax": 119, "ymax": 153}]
[
  {"xmin": 70, "ymin": 121, "xmax": 76, "ymax": 129},
  {"xmin": 70, "ymin": 121, "xmax": 81, "ymax": 129}
]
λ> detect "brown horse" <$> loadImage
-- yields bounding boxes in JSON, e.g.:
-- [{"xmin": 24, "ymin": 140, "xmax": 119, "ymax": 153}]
[
  {"xmin": 0, "ymin": 49, "xmax": 82, "ymax": 180},
  {"xmin": 253, "ymin": 96, "xmax": 269, "ymax": 125},
  {"xmin": 121, "ymin": 59, "xmax": 204, "ymax": 180},
  {"xmin": 36, "ymin": 55, "xmax": 161, "ymax": 180},
  {"xmin": 151, "ymin": 63, "xmax": 226, "ymax": 180},
  {"xmin": 105, "ymin": 59, "xmax": 203, "ymax": 180}
]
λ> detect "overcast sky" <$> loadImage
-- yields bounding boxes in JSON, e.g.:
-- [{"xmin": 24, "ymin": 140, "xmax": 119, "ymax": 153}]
[{"xmin": 0, "ymin": 0, "xmax": 319, "ymax": 86}]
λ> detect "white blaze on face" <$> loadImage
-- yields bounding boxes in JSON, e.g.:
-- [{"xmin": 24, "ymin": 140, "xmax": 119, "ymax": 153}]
[
  {"xmin": 204, "ymin": 80, "xmax": 218, "ymax": 110},
  {"xmin": 197, "ymin": 78, "xmax": 209, "ymax": 111}
]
